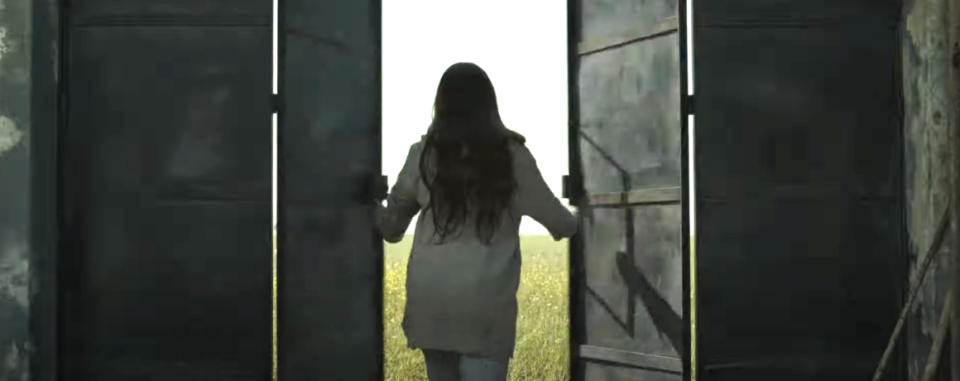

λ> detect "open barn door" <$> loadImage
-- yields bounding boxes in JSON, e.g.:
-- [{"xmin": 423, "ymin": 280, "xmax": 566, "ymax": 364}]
[
  {"xmin": 692, "ymin": 1, "xmax": 906, "ymax": 380},
  {"xmin": 277, "ymin": 1, "xmax": 383, "ymax": 380},
  {"xmin": 568, "ymin": 0, "xmax": 687, "ymax": 380},
  {"xmin": 58, "ymin": 0, "xmax": 274, "ymax": 379}
]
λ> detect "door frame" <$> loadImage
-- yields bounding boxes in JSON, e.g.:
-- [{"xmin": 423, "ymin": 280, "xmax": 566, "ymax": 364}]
[
  {"xmin": 30, "ymin": 0, "xmax": 63, "ymax": 379},
  {"xmin": 678, "ymin": 0, "xmax": 693, "ymax": 378}
]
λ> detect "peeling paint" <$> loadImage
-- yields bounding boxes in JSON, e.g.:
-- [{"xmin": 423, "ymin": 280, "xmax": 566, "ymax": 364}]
[
  {"xmin": 0, "ymin": 0, "xmax": 31, "ymax": 378},
  {"xmin": 0, "ymin": 27, "xmax": 9, "ymax": 62},
  {"xmin": 0, "ymin": 115, "xmax": 22, "ymax": 154},
  {"xmin": 0, "ymin": 341, "xmax": 27, "ymax": 381},
  {"xmin": 0, "ymin": 231, "xmax": 28, "ymax": 310}
]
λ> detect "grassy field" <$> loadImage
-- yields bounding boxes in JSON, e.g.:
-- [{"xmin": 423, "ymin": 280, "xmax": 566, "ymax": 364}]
[{"xmin": 383, "ymin": 235, "xmax": 570, "ymax": 381}]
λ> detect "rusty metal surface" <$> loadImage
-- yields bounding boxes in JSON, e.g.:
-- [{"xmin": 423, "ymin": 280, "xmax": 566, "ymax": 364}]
[
  {"xmin": 570, "ymin": 0, "xmax": 683, "ymax": 379},
  {"xmin": 694, "ymin": 2, "xmax": 905, "ymax": 380},
  {"xmin": 578, "ymin": 35, "xmax": 681, "ymax": 193},
  {"xmin": 579, "ymin": 0, "xmax": 676, "ymax": 44},
  {"xmin": 578, "ymin": 206, "xmax": 683, "ymax": 354},
  {"xmin": 576, "ymin": 205, "xmax": 683, "ymax": 380},
  {"xmin": 59, "ymin": 11, "xmax": 272, "ymax": 380},
  {"xmin": 277, "ymin": 1, "xmax": 382, "ymax": 379}
]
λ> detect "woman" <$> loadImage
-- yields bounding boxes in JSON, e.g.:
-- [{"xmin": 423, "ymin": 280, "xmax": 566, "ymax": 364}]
[{"xmin": 375, "ymin": 62, "xmax": 579, "ymax": 381}]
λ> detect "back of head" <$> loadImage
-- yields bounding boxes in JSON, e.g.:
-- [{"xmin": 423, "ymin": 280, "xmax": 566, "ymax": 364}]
[{"xmin": 418, "ymin": 63, "xmax": 524, "ymax": 245}]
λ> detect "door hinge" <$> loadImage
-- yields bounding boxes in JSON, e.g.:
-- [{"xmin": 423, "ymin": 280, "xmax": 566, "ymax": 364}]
[
  {"xmin": 271, "ymin": 93, "xmax": 281, "ymax": 113},
  {"xmin": 682, "ymin": 94, "xmax": 695, "ymax": 115}
]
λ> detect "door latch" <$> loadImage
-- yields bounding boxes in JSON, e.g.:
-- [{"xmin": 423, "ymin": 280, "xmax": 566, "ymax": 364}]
[{"xmin": 356, "ymin": 174, "xmax": 389, "ymax": 204}]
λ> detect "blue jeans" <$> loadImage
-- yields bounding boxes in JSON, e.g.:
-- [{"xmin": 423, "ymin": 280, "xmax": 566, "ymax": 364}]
[{"xmin": 422, "ymin": 349, "xmax": 509, "ymax": 381}]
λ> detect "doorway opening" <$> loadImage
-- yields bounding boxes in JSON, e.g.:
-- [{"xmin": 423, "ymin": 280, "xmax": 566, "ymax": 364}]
[
  {"xmin": 381, "ymin": 1, "xmax": 570, "ymax": 379},
  {"xmin": 269, "ymin": 1, "xmax": 695, "ymax": 379}
]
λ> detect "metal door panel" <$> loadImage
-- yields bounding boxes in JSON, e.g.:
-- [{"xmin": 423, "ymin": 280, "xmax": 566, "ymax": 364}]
[
  {"xmin": 698, "ymin": 201, "xmax": 902, "ymax": 355},
  {"xmin": 695, "ymin": 0, "xmax": 898, "ymax": 24},
  {"xmin": 69, "ymin": 28, "xmax": 272, "ymax": 201},
  {"xmin": 61, "ymin": 6, "xmax": 272, "ymax": 379},
  {"xmin": 280, "ymin": 5, "xmax": 379, "ymax": 205},
  {"xmin": 279, "ymin": 207, "xmax": 380, "ymax": 378},
  {"xmin": 584, "ymin": 363, "xmax": 679, "ymax": 381},
  {"xmin": 278, "ymin": 1, "xmax": 382, "ymax": 379},
  {"xmin": 695, "ymin": 28, "xmax": 900, "ymax": 199},
  {"xmin": 578, "ymin": 35, "xmax": 681, "ymax": 192},
  {"xmin": 570, "ymin": 1, "xmax": 685, "ymax": 379},
  {"xmin": 580, "ymin": 0, "xmax": 677, "ymax": 42},
  {"xmin": 280, "ymin": 37, "xmax": 379, "ymax": 203},
  {"xmin": 693, "ymin": 1, "xmax": 905, "ymax": 379},
  {"xmin": 581, "ymin": 206, "xmax": 682, "ymax": 356},
  {"xmin": 67, "ymin": 203, "xmax": 270, "ymax": 379}
]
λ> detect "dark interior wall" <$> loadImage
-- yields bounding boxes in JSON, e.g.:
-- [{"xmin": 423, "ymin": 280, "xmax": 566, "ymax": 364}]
[
  {"xmin": 0, "ymin": 0, "xmax": 33, "ymax": 378},
  {"xmin": 902, "ymin": 0, "xmax": 956, "ymax": 379}
]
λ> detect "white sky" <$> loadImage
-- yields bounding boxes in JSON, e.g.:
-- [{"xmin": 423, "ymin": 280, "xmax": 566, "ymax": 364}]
[{"xmin": 382, "ymin": 0, "xmax": 569, "ymax": 235}]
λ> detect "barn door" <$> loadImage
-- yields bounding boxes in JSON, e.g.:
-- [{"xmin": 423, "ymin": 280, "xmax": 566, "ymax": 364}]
[
  {"xmin": 693, "ymin": 1, "xmax": 905, "ymax": 380},
  {"xmin": 58, "ymin": 0, "xmax": 273, "ymax": 379},
  {"xmin": 568, "ymin": 0, "xmax": 687, "ymax": 380},
  {"xmin": 277, "ymin": 1, "xmax": 383, "ymax": 380}
]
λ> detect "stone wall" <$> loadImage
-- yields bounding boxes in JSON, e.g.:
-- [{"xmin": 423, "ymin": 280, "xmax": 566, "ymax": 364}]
[
  {"xmin": 902, "ymin": 0, "xmax": 956, "ymax": 379},
  {"xmin": 0, "ymin": 0, "xmax": 31, "ymax": 379}
]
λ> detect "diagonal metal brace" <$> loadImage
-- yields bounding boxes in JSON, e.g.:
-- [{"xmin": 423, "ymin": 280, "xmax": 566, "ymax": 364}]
[
  {"xmin": 921, "ymin": 286, "xmax": 953, "ymax": 381},
  {"xmin": 872, "ymin": 208, "xmax": 952, "ymax": 381}
]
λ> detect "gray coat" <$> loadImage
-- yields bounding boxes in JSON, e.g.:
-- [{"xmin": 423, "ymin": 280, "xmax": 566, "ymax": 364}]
[{"xmin": 375, "ymin": 136, "xmax": 578, "ymax": 360}]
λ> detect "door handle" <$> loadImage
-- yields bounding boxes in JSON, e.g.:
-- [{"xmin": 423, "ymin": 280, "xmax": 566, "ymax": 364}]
[
  {"xmin": 357, "ymin": 174, "xmax": 388, "ymax": 203},
  {"xmin": 562, "ymin": 175, "xmax": 582, "ymax": 200},
  {"xmin": 372, "ymin": 174, "xmax": 388, "ymax": 202}
]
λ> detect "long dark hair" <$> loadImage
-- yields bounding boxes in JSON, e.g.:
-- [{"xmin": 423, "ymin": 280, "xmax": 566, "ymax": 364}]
[{"xmin": 418, "ymin": 63, "xmax": 524, "ymax": 244}]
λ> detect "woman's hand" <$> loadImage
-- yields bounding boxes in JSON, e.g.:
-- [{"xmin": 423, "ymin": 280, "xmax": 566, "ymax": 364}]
[{"xmin": 372, "ymin": 176, "xmax": 389, "ymax": 206}]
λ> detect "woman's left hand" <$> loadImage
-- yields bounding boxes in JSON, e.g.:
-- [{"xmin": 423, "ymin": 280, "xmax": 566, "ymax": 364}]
[{"xmin": 372, "ymin": 177, "xmax": 388, "ymax": 205}]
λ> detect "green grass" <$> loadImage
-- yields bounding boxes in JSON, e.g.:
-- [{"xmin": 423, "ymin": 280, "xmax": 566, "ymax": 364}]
[{"xmin": 383, "ymin": 235, "xmax": 570, "ymax": 381}]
